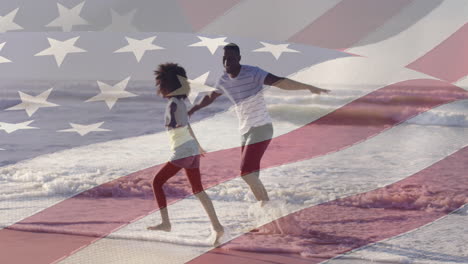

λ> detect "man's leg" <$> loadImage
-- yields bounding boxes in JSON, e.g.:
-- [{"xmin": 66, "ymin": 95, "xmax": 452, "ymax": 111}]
[
  {"xmin": 242, "ymin": 174, "xmax": 268, "ymax": 202},
  {"xmin": 240, "ymin": 124, "xmax": 273, "ymax": 203}
]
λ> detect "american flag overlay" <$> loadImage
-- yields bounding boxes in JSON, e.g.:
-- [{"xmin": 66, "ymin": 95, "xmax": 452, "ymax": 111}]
[{"xmin": 1, "ymin": 1, "xmax": 467, "ymax": 263}]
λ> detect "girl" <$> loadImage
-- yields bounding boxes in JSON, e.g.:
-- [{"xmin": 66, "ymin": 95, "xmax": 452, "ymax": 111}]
[{"xmin": 147, "ymin": 63, "xmax": 224, "ymax": 246}]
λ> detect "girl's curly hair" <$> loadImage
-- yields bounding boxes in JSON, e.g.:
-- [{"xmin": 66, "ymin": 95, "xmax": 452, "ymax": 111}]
[{"xmin": 154, "ymin": 62, "xmax": 188, "ymax": 99}]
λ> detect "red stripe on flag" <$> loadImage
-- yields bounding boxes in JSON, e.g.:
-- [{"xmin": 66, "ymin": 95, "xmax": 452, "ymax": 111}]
[
  {"xmin": 0, "ymin": 198, "xmax": 155, "ymax": 264},
  {"xmin": 0, "ymin": 79, "xmax": 466, "ymax": 264},
  {"xmin": 406, "ymin": 23, "xmax": 468, "ymax": 83},
  {"xmin": 189, "ymin": 145, "xmax": 468, "ymax": 264},
  {"xmin": 289, "ymin": 0, "xmax": 411, "ymax": 50},
  {"xmin": 175, "ymin": 0, "xmax": 242, "ymax": 31},
  {"xmin": 259, "ymin": 79, "xmax": 468, "ymax": 168}
]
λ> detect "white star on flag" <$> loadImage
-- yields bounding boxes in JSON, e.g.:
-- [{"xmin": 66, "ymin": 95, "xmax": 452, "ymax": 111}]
[
  {"xmin": 253, "ymin": 41, "xmax": 300, "ymax": 60},
  {"xmin": 34, "ymin": 37, "xmax": 86, "ymax": 67},
  {"xmin": 188, "ymin": 72, "xmax": 217, "ymax": 104},
  {"xmin": 85, "ymin": 77, "xmax": 137, "ymax": 109},
  {"xmin": 0, "ymin": 8, "xmax": 23, "ymax": 33},
  {"xmin": 0, "ymin": 120, "xmax": 38, "ymax": 134},
  {"xmin": 6, "ymin": 88, "xmax": 59, "ymax": 117},
  {"xmin": 103, "ymin": 9, "xmax": 138, "ymax": 32},
  {"xmin": 46, "ymin": 2, "xmax": 89, "ymax": 32},
  {"xmin": 58, "ymin": 122, "xmax": 110, "ymax": 136},
  {"xmin": 0, "ymin": 42, "xmax": 11, "ymax": 63},
  {"xmin": 189, "ymin": 36, "xmax": 228, "ymax": 55},
  {"xmin": 114, "ymin": 36, "xmax": 164, "ymax": 62},
  {"xmin": 456, "ymin": 75, "xmax": 468, "ymax": 91}
]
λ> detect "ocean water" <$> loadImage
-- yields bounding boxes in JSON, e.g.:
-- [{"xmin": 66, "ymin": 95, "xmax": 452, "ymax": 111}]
[
  {"xmin": 2, "ymin": 81, "xmax": 467, "ymax": 198},
  {"xmin": 1, "ymin": 80, "xmax": 467, "ymax": 262}
]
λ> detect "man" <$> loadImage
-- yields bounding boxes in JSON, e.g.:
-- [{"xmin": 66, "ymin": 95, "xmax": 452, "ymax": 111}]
[{"xmin": 189, "ymin": 43, "xmax": 329, "ymax": 205}]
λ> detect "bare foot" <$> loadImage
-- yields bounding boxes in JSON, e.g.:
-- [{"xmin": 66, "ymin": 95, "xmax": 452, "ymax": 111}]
[
  {"xmin": 212, "ymin": 227, "xmax": 224, "ymax": 247},
  {"xmin": 147, "ymin": 223, "xmax": 171, "ymax": 232},
  {"xmin": 260, "ymin": 200, "xmax": 269, "ymax": 207}
]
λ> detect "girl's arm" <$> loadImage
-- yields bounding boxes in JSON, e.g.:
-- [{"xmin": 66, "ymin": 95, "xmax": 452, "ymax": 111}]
[
  {"xmin": 187, "ymin": 123, "xmax": 206, "ymax": 156},
  {"xmin": 188, "ymin": 91, "xmax": 222, "ymax": 116},
  {"xmin": 168, "ymin": 102, "xmax": 178, "ymax": 128}
]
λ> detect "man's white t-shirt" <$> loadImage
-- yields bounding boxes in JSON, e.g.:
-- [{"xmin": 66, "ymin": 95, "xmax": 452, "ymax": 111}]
[{"xmin": 215, "ymin": 65, "xmax": 272, "ymax": 134}]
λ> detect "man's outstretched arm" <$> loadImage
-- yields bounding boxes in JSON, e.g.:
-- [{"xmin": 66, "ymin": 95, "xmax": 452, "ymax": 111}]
[
  {"xmin": 264, "ymin": 73, "xmax": 330, "ymax": 94},
  {"xmin": 188, "ymin": 91, "xmax": 222, "ymax": 116}
]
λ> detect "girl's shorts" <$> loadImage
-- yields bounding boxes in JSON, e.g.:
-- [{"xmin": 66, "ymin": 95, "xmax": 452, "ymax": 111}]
[{"xmin": 169, "ymin": 140, "xmax": 200, "ymax": 168}]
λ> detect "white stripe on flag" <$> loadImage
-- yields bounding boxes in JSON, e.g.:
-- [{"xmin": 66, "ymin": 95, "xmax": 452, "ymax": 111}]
[
  {"xmin": 287, "ymin": 55, "xmax": 433, "ymax": 93},
  {"xmin": 288, "ymin": 0, "xmax": 412, "ymax": 50},
  {"xmin": 347, "ymin": 0, "xmax": 468, "ymax": 66},
  {"xmin": 199, "ymin": 0, "xmax": 341, "ymax": 41},
  {"xmin": 175, "ymin": 0, "xmax": 243, "ymax": 32}
]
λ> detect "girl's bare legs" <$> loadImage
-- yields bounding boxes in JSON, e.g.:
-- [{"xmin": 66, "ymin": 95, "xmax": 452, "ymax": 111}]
[
  {"xmin": 147, "ymin": 207, "xmax": 171, "ymax": 231},
  {"xmin": 147, "ymin": 162, "xmax": 182, "ymax": 231},
  {"xmin": 186, "ymin": 168, "xmax": 224, "ymax": 246},
  {"xmin": 147, "ymin": 162, "xmax": 224, "ymax": 246},
  {"xmin": 195, "ymin": 191, "xmax": 224, "ymax": 246}
]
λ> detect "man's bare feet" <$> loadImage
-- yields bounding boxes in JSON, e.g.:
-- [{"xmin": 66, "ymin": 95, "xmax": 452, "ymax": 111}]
[
  {"xmin": 212, "ymin": 226, "xmax": 224, "ymax": 247},
  {"xmin": 147, "ymin": 223, "xmax": 171, "ymax": 232}
]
